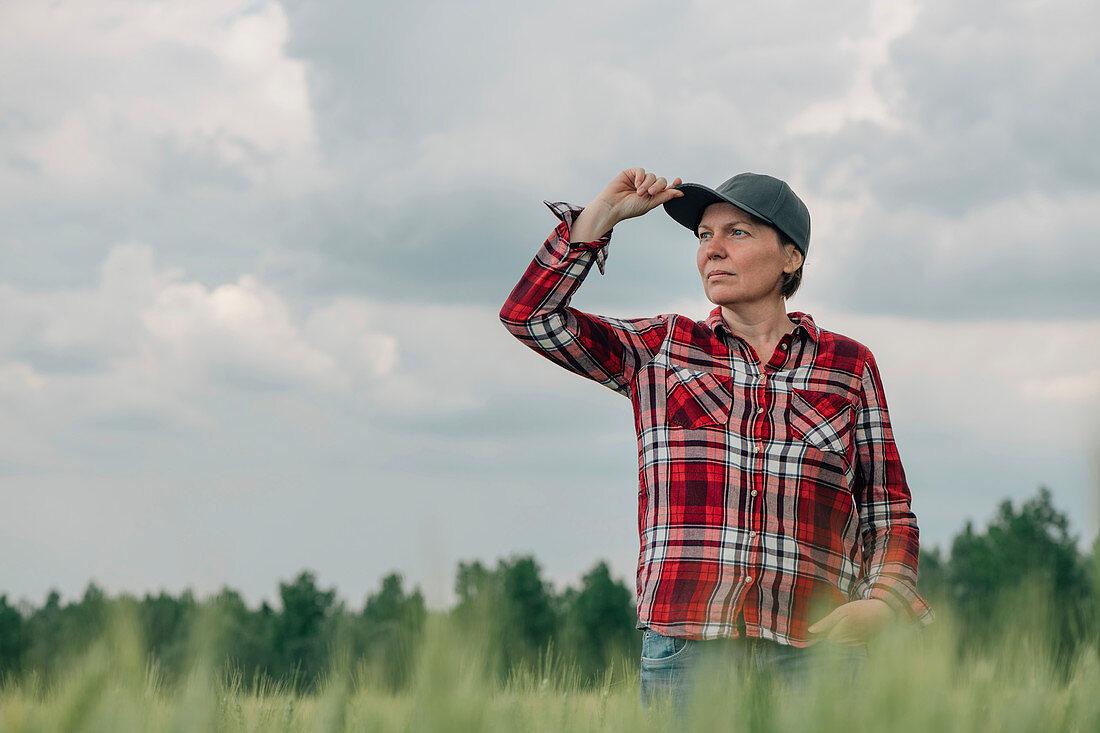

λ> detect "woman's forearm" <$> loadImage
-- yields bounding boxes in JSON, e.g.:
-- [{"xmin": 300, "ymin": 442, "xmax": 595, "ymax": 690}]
[{"xmin": 568, "ymin": 197, "xmax": 619, "ymax": 243}]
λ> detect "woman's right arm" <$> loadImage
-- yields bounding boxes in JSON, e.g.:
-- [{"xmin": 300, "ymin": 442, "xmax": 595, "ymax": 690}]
[{"xmin": 498, "ymin": 169, "xmax": 683, "ymax": 397}]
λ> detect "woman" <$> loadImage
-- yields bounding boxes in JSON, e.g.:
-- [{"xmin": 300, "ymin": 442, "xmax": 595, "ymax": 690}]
[{"xmin": 499, "ymin": 168, "xmax": 934, "ymax": 710}]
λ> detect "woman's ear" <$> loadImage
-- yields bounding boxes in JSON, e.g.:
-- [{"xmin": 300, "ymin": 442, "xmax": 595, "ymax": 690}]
[{"xmin": 784, "ymin": 244, "xmax": 804, "ymax": 273}]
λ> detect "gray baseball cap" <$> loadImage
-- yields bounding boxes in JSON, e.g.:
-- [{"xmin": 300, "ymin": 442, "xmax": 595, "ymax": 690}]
[{"xmin": 663, "ymin": 173, "xmax": 810, "ymax": 256}]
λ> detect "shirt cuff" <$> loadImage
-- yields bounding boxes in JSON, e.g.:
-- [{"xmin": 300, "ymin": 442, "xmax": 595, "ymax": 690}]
[
  {"xmin": 543, "ymin": 200, "xmax": 613, "ymax": 275},
  {"xmin": 863, "ymin": 581, "xmax": 936, "ymax": 628}
]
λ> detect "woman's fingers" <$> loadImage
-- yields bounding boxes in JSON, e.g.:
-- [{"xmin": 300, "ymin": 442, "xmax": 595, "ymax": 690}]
[
  {"xmin": 655, "ymin": 186, "xmax": 685, "ymax": 204},
  {"xmin": 829, "ymin": 616, "xmax": 858, "ymax": 643},
  {"xmin": 637, "ymin": 172, "xmax": 682, "ymax": 196},
  {"xmin": 808, "ymin": 605, "xmax": 847, "ymax": 634},
  {"xmin": 651, "ymin": 175, "xmax": 683, "ymax": 195},
  {"xmin": 623, "ymin": 169, "xmax": 681, "ymax": 196},
  {"xmin": 601, "ymin": 169, "xmax": 683, "ymax": 221},
  {"xmin": 639, "ymin": 172, "xmax": 685, "ymax": 209}
]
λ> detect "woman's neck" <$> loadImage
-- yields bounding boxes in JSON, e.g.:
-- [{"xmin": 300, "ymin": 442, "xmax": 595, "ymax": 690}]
[{"xmin": 719, "ymin": 300, "xmax": 795, "ymax": 343}]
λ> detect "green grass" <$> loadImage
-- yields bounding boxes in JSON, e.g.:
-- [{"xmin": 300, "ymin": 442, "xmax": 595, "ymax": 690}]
[{"xmin": 1, "ymin": 598, "xmax": 1098, "ymax": 732}]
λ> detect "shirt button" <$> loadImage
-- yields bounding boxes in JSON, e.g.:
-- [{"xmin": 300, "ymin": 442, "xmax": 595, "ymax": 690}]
[
  {"xmin": 756, "ymin": 406, "xmax": 765, "ymax": 414},
  {"xmin": 745, "ymin": 576, "xmax": 754, "ymax": 584},
  {"xmin": 756, "ymin": 445, "xmax": 764, "ymax": 453},
  {"xmin": 780, "ymin": 343, "xmax": 788, "ymax": 351},
  {"xmin": 749, "ymin": 530, "xmax": 757, "ymax": 538},
  {"xmin": 750, "ymin": 490, "xmax": 758, "ymax": 496}
]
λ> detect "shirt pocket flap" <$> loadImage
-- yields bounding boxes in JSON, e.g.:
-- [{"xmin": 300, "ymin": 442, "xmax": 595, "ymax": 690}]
[
  {"xmin": 665, "ymin": 367, "xmax": 733, "ymax": 430},
  {"xmin": 788, "ymin": 388, "xmax": 855, "ymax": 454}
]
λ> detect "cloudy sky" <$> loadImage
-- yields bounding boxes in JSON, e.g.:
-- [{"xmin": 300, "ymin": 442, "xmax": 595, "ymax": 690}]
[{"xmin": 1, "ymin": 0, "xmax": 1097, "ymax": 611}]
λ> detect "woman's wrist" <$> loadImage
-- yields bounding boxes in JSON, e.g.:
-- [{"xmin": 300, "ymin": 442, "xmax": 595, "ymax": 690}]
[
  {"xmin": 569, "ymin": 197, "xmax": 619, "ymax": 243},
  {"xmin": 870, "ymin": 597, "xmax": 898, "ymax": 621}
]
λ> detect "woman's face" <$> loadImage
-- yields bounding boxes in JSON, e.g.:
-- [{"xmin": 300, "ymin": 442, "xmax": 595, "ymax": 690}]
[{"xmin": 695, "ymin": 202, "xmax": 802, "ymax": 308}]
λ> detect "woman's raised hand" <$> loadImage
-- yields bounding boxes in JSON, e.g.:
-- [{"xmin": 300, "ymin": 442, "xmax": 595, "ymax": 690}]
[
  {"xmin": 569, "ymin": 168, "xmax": 684, "ymax": 244},
  {"xmin": 597, "ymin": 168, "xmax": 684, "ymax": 223}
]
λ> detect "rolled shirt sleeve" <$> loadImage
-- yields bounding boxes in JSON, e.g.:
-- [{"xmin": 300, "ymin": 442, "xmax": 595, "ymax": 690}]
[
  {"xmin": 498, "ymin": 201, "xmax": 668, "ymax": 397},
  {"xmin": 850, "ymin": 351, "xmax": 936, "ymax": 627}
]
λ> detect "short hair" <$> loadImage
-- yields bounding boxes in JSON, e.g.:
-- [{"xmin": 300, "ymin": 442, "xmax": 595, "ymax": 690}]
[
  {"xmin": 695, "ymin": 209, "xmax": 805, "ymax": 300},
  {"xmin": 776, "ymin": 229, "xmax": 804, "ymax": 300}
]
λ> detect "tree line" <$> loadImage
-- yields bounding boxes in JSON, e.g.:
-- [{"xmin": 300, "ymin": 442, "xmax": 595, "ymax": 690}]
[{"xmin": 0, "ymin": 486, "xmax": 1096, "ymax": 691}]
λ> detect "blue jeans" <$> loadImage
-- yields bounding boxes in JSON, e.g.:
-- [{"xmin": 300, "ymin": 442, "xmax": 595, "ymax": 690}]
[{"xmin": 639, "ymin": 626, "xmax": 867, "ymax": 712}]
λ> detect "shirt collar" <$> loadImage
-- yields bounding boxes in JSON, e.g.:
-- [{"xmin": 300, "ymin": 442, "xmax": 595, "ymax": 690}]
[{"xmin": 704, "ymin": 307, "xmax": 820, "ymax": 344}]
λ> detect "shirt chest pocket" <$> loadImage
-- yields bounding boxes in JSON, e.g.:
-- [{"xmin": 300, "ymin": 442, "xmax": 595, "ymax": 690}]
[
  {"xmin": 786, "ymin": 388, "xmax": 855, "ymax": 455},
  {"xmin": 665, "ymin": 366, "xmax": 733, "ymax": 429}
]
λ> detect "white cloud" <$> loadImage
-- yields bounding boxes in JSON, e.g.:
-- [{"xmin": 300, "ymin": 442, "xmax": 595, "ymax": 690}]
[
  {"xmin": 0, "ymin": 242, "xmax": 401, "ymax": 470},
  {"xmin": 140, "ymin": 270, "xmax": 361, "ymax": 391},
  {"xmin": 303, "ymin": 300, "xmax": 399, "ymax": 380},
  {"xmin": 1021, "ymin": 371, "xmax": 1100, "ymax": 402},
  {"xmin": 786, "ymin": 0, "xmax": 918, "ymax": 135},
  {"xmin": 0, "ymin": 0, "xmax": 332, "ymax": 201}
]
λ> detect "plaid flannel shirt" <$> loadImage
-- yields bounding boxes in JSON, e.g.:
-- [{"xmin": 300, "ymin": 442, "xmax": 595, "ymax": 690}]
[{"xmin": 499, "ymin": 201, "xmax": 935, "ymax": 645}]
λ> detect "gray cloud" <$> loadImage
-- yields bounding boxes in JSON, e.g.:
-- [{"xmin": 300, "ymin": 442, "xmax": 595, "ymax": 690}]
[
  {"xmin": 1, "ymin": 0, "xmax": 1096, "ymax": 608},
  {"xmin": 269, "ymin": 0, "xmax": 1100, "ymax": 323},
  {"xmin": 809, "ymin": 190, "xmax": 1100, "ymax": 319},
  {"xmin": 865, "ymin": 0, "xmax": 1100, "ymax": 211},
  {"xmin": 268, "ymin": 0, "xmax": 883, "ymax": 310}
]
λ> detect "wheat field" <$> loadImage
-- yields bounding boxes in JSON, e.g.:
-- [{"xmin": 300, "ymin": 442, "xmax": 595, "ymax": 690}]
[{"xmin": 1, "ymin": 587, "xmax": 1097, "ymax": 733}]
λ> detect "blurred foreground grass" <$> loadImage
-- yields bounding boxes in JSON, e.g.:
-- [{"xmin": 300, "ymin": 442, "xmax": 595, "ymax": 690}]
[{"xmin": 1, "ymin": 583, "xmax": 1098, "ymax": 733}]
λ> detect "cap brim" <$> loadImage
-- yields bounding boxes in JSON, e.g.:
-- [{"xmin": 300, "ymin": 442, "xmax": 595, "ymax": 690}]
[{"xmin": 663, "ymin": 183, "xmax": 776, "ymax": 235}]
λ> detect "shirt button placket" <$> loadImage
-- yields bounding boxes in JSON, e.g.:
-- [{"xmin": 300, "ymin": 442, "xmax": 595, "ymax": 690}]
[
  {"xmin": 756, "ymin": 372, "xmax": 767, "ymax": 453},
  {"xmin": 751, "ymin": 372, "xmax": 766, "ymax": 586}
]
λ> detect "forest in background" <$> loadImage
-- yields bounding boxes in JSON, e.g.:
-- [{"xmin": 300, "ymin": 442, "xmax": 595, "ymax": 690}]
[{"xmin": 0, "ymin": 486, "xmax": 1096, "ymax": 691}]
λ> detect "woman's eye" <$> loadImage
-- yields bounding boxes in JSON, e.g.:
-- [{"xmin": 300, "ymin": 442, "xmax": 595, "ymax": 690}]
[
  {"xmin": 733, "ymin": 229, "xmax": 746, "ymax": 236},
  {"xmin": 699, "ymin": 232, "xmax": 711, "ymax": 240}
]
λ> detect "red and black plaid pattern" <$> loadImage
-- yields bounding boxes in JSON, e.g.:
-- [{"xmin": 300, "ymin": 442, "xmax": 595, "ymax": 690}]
[{"xmin": 499, "ymin": 202, "xmax": 935, "ymax": 645}]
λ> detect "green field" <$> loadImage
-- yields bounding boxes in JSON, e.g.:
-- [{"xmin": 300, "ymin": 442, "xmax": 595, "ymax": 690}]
[
  {"xmin": 2, "ymin": 487, "xmax": 1097, "ymax": 731},
  {"xmin": 2, "ymin": 594, "xmax": 1097, "ymax": 733}
]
